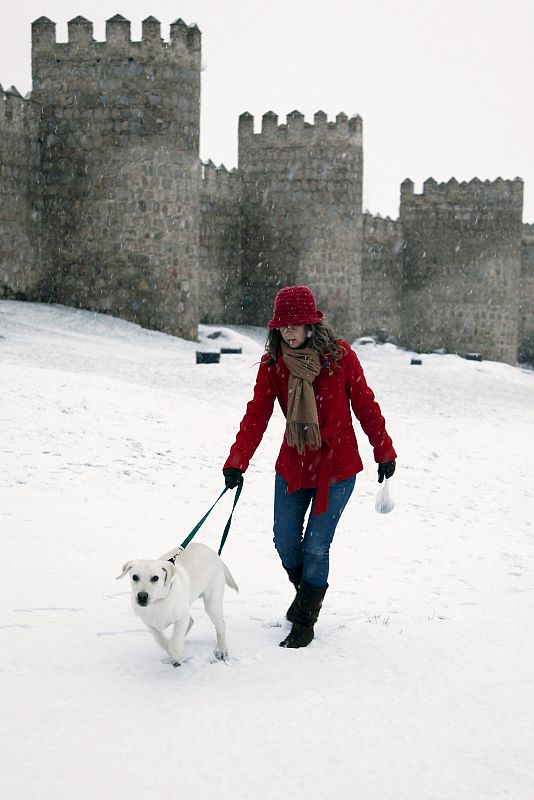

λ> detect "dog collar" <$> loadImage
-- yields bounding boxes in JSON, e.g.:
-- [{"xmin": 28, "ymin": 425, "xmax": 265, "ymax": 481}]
[{"xmin": 167, "ymin": 546, "xmax": 184, "ymax": 564}]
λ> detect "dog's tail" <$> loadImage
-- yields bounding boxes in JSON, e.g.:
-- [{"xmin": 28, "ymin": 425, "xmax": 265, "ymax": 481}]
[{"xmin": 222, "ymin": 561, "xmax": 239, "ymax": 593}]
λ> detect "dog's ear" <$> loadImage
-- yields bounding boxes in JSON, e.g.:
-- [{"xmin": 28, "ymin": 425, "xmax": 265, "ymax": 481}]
[
  {"xmin": 116, "ymin": 561, "xmax": 134, "ymax": 580},
  {"xmin": 161, "ymin": 562, "xmax": 176, "ymax": 585}
]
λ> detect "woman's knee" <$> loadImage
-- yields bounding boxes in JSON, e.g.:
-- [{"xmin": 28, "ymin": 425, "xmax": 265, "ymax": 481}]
[
  {"xmin": 302, "ymin": 543, "xmax": 330, "ymax": 562},
  {"xmin": 273, "ymin": 536, "xmax": 302, "ymax": 570}
]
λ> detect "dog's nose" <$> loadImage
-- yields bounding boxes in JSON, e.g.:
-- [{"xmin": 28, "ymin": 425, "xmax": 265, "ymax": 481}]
[{"xmin": 137, "ymin": 592, "xmax": 149, "ymax": 606}]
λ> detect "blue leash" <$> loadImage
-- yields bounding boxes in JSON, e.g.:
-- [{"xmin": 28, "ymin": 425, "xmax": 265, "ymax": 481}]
[{"xmin": 167, "ymin": 477, "xmax": 243, "ymax": 562}]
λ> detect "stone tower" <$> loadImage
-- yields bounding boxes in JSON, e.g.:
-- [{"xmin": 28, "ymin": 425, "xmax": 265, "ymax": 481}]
[
  {"xmin": 31, "ymin": 15, "xmax": 201, "ymax": 338},
  {"xmin": 237, "ymin": 111, "xmax": 363, "ymax": 336},
  {"xmin": 400, "ymin": 177, "xmax": 523, "ymax": 363}
]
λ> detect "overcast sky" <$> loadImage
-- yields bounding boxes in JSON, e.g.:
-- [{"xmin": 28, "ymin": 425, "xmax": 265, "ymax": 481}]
[{"xmin": 2, "ymin": 0, "xmax": 533, "ymax": 221}]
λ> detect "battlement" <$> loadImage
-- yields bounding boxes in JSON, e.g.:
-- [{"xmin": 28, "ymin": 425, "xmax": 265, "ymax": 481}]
[
  {"xmin": 238, "ymin": 110, "xmax": 362, "ymax": 147},
  {"xmin": 201, "ymin": 160, "xmax": 241, "ymax": 198},
  {"xmin": 522, "ymin": 222, "xmax": 534, "ymax": 242},
  {"xmin": 363, "ymin": 212, "xmax": 401, "ymax": 239},
  {"xmin": 401, "ymin": 176, "xmax": 524, "ymax": 208},
  {"xmin": 31, "ymin": 15, "xmax": 201, "ymax": 66},
  {"xmin": 0, "ymin": 85, "xmax": 39, "ymax": 132}
]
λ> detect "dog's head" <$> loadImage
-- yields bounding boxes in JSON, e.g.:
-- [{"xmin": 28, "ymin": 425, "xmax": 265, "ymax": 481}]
[{"xmin": 116, "ymin": 559, "xmax": 176, "ymax": 607}]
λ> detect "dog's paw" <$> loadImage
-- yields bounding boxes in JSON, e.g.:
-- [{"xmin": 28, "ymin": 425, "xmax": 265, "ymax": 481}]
[
  {"xmin": 212, "ymin": 648, "xmax": 228, "ymax": 662},
  {"xmin": 161, "ymin": 656, "xmax": 182, "ymax": 668}
]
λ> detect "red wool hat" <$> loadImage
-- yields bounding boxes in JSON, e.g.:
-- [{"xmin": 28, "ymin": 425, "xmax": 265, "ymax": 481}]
[{"xmin": 268, "ymin": 286, "xmax": 324, "ymax": 329}]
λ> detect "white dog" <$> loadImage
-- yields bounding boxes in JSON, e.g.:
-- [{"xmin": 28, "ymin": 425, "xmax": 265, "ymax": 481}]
[{"xmin": 116, "ymin": 542, "xmax": 238, "ymax": 666}]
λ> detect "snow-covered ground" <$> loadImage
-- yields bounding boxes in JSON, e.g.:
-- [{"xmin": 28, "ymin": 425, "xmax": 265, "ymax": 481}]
[{"xmin": 1, "ymin": 300, "xmax": 533, "ymax": 800}]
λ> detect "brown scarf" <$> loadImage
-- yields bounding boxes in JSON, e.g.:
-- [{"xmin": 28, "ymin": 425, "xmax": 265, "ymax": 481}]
[{"xmin": 281, "ymin": 341, "xmax": 322, "ymax": 454}]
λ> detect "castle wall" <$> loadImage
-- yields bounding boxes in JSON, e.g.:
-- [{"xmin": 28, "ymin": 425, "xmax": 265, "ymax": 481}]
[
  {"xmin": 400, "ymin": 178, "xmax": 523, "ymax": 363},
  {"xmin": 237, "ymin": 111, "xmax": 363, "ymax": 337},
  {"xmin": 199, "ymin": 162, "xmax": 243, "ymax": 323},
  {"xmin": 31, "ymin": 15, "xmax": 201, "ymax": 338},
  {"xmin": 361, "ymin": 213, "xmax": 403, "ymax": 340},
  {"xmin": 0, "ymin": 88, "xmax": 43, "ymax": 299},
  {"xmin": 0, "ymin": 18, "xmax": 532, "ymax": 364},
  {"xmin": 519, "ymin": 224, "xmax": 534, "ymax": 363}
]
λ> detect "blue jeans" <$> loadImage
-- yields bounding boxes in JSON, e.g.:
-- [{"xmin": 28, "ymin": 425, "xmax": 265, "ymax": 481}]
[{"xmin": 273, "ymin": 473, "xmax": 356, "ymax": 587}]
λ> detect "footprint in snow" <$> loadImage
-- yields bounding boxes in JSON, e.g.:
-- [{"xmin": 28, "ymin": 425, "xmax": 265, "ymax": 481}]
[
  {"xmin": 0, "ymin": 624, "xmax": 34, "ymax": 630},
  {"xmin": 14, "ymin": 607, "xmax": 84, "ymax": 613}
]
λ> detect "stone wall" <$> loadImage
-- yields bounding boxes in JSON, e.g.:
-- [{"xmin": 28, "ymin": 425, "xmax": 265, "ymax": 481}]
[
  {"xmin": 400, "ymin": 177, "xmax": 523, "ymax": 363},
  {"xmin": 519, "ymin": 224, "xmax": 534, "ymax": 363},
  {"xmin": 0, "ymin": 88, "xmax": 43, "ymax": 299},
  {"xmin": 237, "ymin": 111, "xmax": 363, "ymax": 337},
  {"xmin": 1, "ymin": 17, "xmax": 533, "ymax": 362},
  {"xmin": 361, "ymin": 213, "xmax": 403, "ymax": 340},
  {"xmin": 199, "ymin": 161, "xmax": 242, "ymax": 323},
  {"xmin": 31, "ymin": 15, "xmax": 201, "ymax": 338}
]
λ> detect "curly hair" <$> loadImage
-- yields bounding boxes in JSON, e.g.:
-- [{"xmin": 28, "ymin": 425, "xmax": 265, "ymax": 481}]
[{"xmin": 265, "ymin": 321, "xmax": 346, "ymax": 366}]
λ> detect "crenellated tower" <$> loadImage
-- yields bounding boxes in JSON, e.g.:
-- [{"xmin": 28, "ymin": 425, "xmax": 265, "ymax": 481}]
[
  {"xmin": 400, "ymin": 177, "xmax": 523, "ymax": 363},
  {"xmin": 237, "ymin": 110, "xmax": 363, "ymax": 335},
  {"xmin": 31, "ymin": 15, "xmax": 202, "ymax": 338}
]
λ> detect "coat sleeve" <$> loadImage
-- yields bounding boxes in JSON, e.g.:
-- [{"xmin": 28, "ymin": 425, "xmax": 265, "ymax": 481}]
[
  {"xmin": 345, "ymin": 345, "xmax": 397, "ymax": 464},
  {"xmin": 224, "ymin": 358, "xmax": 277, "ymax": 472}
]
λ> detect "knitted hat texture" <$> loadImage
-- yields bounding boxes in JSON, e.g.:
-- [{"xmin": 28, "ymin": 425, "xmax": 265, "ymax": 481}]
[{"xmin": 268, "ymin": 286, "xmax": 324, "ymax": 329}]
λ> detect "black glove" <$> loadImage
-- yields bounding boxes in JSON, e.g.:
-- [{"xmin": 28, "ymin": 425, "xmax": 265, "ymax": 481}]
[
  {"xmin": 223, "ymin": 467, "xmax": 243, "ymax": 490},
  {"xmin": 377, "ymin": 460, "xmax": 396, "ymax": 483}
]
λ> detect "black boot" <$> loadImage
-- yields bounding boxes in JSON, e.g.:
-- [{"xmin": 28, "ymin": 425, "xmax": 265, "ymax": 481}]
[
  {"xmin": 280, "ymin": 580, "xmax": 328, "ymax": 649},
  {"xmin": 283, "ymin": 565, "xmax": 303, "ymax": 623}
]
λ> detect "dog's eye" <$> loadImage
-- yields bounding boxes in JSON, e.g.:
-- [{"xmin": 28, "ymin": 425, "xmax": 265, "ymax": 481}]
[
  {"xmin": 150, "ymin": 576, "xmax": 159, "ymax": 583},
  {"xmin": 132, "ymin": 575, "xmax": 139, "ymax": 582}
]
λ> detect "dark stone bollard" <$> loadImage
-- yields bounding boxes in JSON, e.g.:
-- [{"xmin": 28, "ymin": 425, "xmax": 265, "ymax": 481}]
[{"xmin": 196, "ymin": 352, "xmax": 220, "ymax": 364}]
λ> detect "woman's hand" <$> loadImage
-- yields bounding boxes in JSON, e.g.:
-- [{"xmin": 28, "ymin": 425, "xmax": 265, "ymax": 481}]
[
  {"xmin": 377, "ymin": 460, "xmax": 395, "ymax": 483},
  {"xmin": 223, "ymin": 467, "xmax": 243, "ymax": 489}
]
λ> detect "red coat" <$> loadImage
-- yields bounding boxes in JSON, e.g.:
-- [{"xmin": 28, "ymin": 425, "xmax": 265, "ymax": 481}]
[{"xmin": 224, "ymin": 341, "xmax": 397, "ymax": 515}]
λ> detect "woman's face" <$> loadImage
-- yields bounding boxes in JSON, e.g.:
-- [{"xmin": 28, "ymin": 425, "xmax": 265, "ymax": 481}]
[{"xmin": 280, "ymin": 325, "xmax": 307, "ymax": 348}]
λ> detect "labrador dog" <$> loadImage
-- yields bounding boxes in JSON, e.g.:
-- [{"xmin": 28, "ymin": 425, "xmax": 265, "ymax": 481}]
[{"xmin": 116, "ymin": 542, "xmax": 238, "ymax": 666}]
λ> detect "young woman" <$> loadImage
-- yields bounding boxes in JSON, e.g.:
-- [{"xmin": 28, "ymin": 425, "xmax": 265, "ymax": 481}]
[{"xmin": 223, "ymin": 286, "xmax": 397, "ymax": 648}]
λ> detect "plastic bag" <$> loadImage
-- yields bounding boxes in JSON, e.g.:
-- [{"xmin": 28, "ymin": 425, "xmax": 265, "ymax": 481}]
[{"xmin": 375, "ymin": 477, "xmax": 395, "ymax": 514}]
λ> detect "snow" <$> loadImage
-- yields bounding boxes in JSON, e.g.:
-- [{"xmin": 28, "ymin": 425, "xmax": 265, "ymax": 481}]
[{"xmin": 1, "ymin": 299, "xmax": 533, "ymax": 799}]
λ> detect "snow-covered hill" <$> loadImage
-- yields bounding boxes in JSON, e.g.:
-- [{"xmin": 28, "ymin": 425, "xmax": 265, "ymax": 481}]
[{"xmin": 1, "ymin": 300, "xmax": 533, "ymax": 800}]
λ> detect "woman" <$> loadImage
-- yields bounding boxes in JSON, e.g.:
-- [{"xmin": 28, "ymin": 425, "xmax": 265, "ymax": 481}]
[{"xmin": 223, "ymin": 286, "xmax": 397, "ymax": 648}]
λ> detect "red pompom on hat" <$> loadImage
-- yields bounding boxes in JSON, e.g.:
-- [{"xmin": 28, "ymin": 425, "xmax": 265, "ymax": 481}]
[{"xmin": 268, "ymin": 286, "xmax": 324, "ymax": 329}]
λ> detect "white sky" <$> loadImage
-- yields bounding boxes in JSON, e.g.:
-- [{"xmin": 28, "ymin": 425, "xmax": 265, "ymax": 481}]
[{"xmin": 2, "ymin": 0, "xmax": 534, "ymax": 221}]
